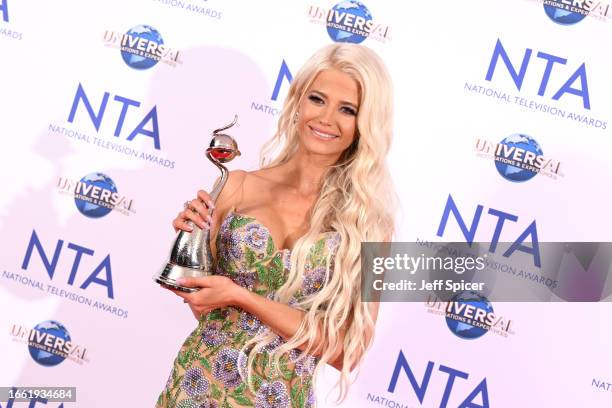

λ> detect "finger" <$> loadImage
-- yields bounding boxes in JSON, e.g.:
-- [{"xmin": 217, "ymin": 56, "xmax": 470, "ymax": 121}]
[
  {"xmin": 197, "ymin": 190, "xmax": 215, "ymax": 212},
  {"xmin": 182, "ymin": 208, "xmax": 207, "ymax": 229},
  {"xmin": 177, "ymin": 277, "xmax": 211, "ymax": 289},
  {"xmin": 189, "ymin": 200, "xmax": 212, "ymax": 225},
  {"xmin": 164, "ymin": 286, "xmax": 191, "ymax": 301},
  {"xmin": 173, "ymin": 212, "xmax": 193, "ymax": 232}
]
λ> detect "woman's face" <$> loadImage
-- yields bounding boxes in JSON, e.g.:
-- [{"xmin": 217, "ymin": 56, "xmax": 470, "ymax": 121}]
[{"xmin": 296, "ymin": 68, "xmax": 360, "ymax": 161}]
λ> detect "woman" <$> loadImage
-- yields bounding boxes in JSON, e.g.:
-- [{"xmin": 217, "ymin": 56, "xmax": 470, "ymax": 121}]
[{"xmin": 157, "ymin": 43, "xmax": 396, "ymax": 408}]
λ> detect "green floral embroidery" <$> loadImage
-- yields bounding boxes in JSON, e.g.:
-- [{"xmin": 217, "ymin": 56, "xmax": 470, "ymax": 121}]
[{"xmin": 156, "ymin": 212, "xmax": 340, "ymax": 408}]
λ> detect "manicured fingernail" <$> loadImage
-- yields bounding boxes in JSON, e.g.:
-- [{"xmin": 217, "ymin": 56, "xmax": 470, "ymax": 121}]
[
  {"xmin": 186, "ymin": 225, "xmax": 193, "ymax": 232},
  {"xmin": 205, "ymin": 214, "xmax": 212, "ymax": 223},
  {"xmin": 207, "ymin": 200, "xmax": 215, "ymax": 209}
]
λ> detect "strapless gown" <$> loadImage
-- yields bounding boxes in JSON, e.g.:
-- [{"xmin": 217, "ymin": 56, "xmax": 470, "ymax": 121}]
[{"xmin": 156, "ymin": 211, "xmax": 340, "ymax": 408}]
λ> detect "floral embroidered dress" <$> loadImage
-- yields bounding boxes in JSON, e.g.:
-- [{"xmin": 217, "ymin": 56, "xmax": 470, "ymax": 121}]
[{"xmin": 156, "ymin": 211, "xmax": 340, "ymax": 408}]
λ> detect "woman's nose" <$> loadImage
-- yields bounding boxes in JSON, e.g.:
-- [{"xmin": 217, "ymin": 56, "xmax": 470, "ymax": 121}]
[{"xmin": 318, "ymin": 106, "xmax": 334, "ymax": 125}]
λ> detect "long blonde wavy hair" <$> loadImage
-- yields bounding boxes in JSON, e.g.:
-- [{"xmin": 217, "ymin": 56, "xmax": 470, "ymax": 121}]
[{"xmin": 243, "ymin": 43, "xmax": 396, "ymax": 401}]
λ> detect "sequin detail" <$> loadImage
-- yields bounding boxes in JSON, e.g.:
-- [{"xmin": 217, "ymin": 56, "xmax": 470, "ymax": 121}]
[{"xmin": 156, "ymin": 211, "xmax": 340, "ymax": 408}]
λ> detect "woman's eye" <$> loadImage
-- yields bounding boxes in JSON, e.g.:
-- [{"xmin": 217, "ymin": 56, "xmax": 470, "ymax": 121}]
[
  {"xmin": 308, "ymin": 95, "xmax": 324, "ymax": 104},
  {"xmin": 341, "ymin": 106, "xmax": 357, "ymax": 116}
]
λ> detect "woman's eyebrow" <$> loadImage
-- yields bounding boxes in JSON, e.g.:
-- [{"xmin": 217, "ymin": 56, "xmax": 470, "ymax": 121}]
[{"xmin": 309, "ymin": 89, "xmax": 358, "ymax": 109}]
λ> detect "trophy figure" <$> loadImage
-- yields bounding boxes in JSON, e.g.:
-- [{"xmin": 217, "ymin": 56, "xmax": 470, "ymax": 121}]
[{"xmin": 154, "ymin": 115, "xmax": 241, "ymax": 292}]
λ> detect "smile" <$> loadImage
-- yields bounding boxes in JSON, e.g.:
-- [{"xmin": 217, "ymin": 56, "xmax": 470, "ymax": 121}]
[{"xmin": 309, "ymin": 126, "xmax": 339, "ymax": 140}]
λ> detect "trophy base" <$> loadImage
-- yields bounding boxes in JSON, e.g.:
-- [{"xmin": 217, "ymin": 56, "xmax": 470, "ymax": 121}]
[{"xmin": 153, "ymin": 262, "xmax": 211, "ymax": 293}]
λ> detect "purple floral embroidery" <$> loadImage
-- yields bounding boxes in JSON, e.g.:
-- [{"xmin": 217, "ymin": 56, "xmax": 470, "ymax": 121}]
[
  {"xmin": 295, "ymin": 356, "xmax": 315, "ymax": 377},
  {"xmin": 219, "ymin": 227, "xmax": 244, "ymax": 261},
  {"xmin": 181, "ymin": 367, "xmax": 209, "ymax": 398},
  {"xmin": 256, "ymin": 326, "xmax": 284, "ymax": 353},
  {"xmin": 245, "ymin": 223, "xmax": 268, "ymax": 250},
  {"xmin": 305, "ymin": 388, "xmax": 316, "ymax": 408},
  {"xmin": 212, "ymin": 347, "xmax": 247, "ymax": 388},
  {"xmin": 158, "ymin": 213, "xmax": 343, "ymax": 408},
  {"xmin": 201, "ymin": 400, "xmax": 218, "ymax": 408},
  {"xmin": 235, "ymin": 271, "xmax": 257, "ymax": 289},
  {"xmin": 262, "ymin": 335, "xmax": 283, "ymax": 353},
  {"xmin": 201, "ymin": 324, "xmax": 226, "ymax": 347},
  {"xmin": 255, "ymin": 381, "xmax": 290, "ymax": 408},
  {"xmin": 326, "ymin": 232, "xmax": 341, "ymax": 252},
  {"xmin": 176, "ymin": 399, "xmax": 196, "ymax": 408},
  {"xmin": 176, "ymin": 398, "xmax": 218, "ymax": 408},
  {"xmin": 238, "ymin": 311, "xmax": 261, "ymax": 335},
  {"xmin": 194, "ymin": 398, "xmax": 218, "ymax": 408},
  {"xmin": 302, "ymin": 266, "xmax": 327, "ymax": 296},
  {"xmin": 290, "ymin": 350, "xmax": 316, "ymax": 377},
  {"xmin": 203, "ymin": 400, "xmax": 219, "ymax": 408}
]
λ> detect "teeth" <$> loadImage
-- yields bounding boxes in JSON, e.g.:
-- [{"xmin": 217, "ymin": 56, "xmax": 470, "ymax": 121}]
[{"xmin": 312, "ymin": 128, "xmax": 338, "ymax": 139}]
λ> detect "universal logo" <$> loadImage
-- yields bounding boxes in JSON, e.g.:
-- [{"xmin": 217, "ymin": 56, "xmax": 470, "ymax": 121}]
[
  {"xmin": 535, "ymin": 0, "xmax": 612, "ymax": 24},
  {"xmin": 103, "ymin": 24, "xmax": 181, "ymax": 69},
  {"xmin": 425, "ymin": 293, "xmax": 515, "ymax": 339},
  {"xmin": 307, "ymin": 1, "xmax": 391, "ymax": 44},
  {"xmin": 11, "ymin": 320, "xmax": 89, "ymax": 367},
  {"xmin": 57, "ymin": 172, "xmax": 136, "ymax": 218},
  {"xmin": 475, "ymin": 135, "xmax": 563, "ymax": 182}
]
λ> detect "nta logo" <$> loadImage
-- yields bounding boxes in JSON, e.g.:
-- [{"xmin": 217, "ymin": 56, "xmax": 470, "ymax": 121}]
[
  {"xmin": 486, "ymin": 38, "xmax": 590, "ymax": 110},
  {"xmin": 387, "ymin": 350, "xmax": 490, "ymax": 407},
  {"xmin": 0, "ymin": 0, "xmax": 8, "ymax": 22}
]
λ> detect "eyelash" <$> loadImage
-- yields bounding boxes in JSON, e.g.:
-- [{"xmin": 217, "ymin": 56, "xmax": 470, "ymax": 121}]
[
  {"xmin": 341, "ymin": 106, "xmax": 357, "ymax": 116},
  {"xmin": 308, "ymin": 95, "xmax": 324, "ymax": 104},
  {"xmin": 308, "ymin": 95, "xmax": 357, "ymax": 116}
]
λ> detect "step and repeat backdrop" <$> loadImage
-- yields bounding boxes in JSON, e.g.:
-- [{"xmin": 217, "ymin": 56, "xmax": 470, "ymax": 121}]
[{"xmin": 1, "ymin": 0, "xmax": 611, "ymax": 407}]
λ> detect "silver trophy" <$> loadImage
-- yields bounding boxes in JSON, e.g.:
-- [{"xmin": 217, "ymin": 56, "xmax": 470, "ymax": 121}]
[{"xmin": 154, "ymin": 115, "xmax": 241, "ymax": 292}]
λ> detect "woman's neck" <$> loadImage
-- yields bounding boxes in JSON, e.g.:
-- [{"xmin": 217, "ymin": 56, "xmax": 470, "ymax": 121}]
[{"xmin": 274, "ymin": 152, "xmax": 333, "ymax": 197}]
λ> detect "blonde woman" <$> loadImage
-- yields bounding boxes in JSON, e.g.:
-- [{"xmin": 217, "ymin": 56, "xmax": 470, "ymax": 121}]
[{"xmin": 157, "ymin": 43, "xmax": 396, "ymax": 408}]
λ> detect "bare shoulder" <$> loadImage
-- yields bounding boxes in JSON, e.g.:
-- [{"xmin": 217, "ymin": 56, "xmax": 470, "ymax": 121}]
[
  {"xmin": 225, "ymin": 169, "xmax": 248, "ymax": 190},
  {"xmin": 216, "ymin": 168, "xmax": 284, "ymax": 211},
  {"xmin": 246, "ymin": 167, "xmax": 281, "ymax": 186}
]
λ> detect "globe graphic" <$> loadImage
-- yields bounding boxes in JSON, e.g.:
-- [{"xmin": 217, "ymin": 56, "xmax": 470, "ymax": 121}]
[
  {"xmin": 445, "ymin": 291, "xmax": 493, "ymax": 340},
  {"xmin": 494, "ymin": 134, "xmax": 543, "ymax": 182},
  {"xmin": 326, "ymin": 1, "xmax": 372, "ymax": 44},
  {"xmin": 28, "ymin": 320, "xmax": 71, "ymax": 367},
  {"xmin": 74, "ymin": 172, "xmax": 117, "ymax": 218},
  {"xmin": 121, "ymin": 24, "xmax": 164, "ymax": 70},
  {"xmin": 544, "ymin": 3, "xmax": 587, "ymax": 25}
]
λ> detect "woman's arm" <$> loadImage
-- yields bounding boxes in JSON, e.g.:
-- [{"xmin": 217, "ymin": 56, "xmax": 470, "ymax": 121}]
[
  {"xmin": 172, "ymin": 275, "xmax": 379, "ymax": 371},
  {"xmin": 236, "ymin": 284, "xmax": 380, "ymax": 371}
]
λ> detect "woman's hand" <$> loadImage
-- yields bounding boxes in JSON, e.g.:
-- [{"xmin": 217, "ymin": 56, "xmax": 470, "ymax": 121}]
[
  {"xmin": 167, "ymin": 276, "xmax": 244, "ymax": 318},
  {"xmin": 172, "ymin": 190, "xmax": 215, "ymax": 232}
]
